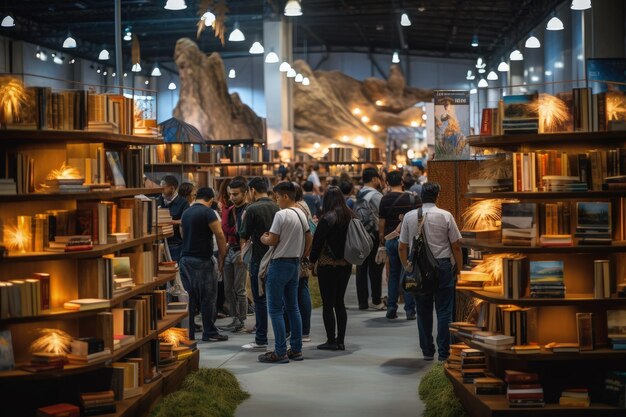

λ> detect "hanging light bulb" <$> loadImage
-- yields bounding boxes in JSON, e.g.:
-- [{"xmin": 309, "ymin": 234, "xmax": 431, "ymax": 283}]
[
  {"xmin": 1, "ymin": 15, "xmax": 15, "ymax": 28},
  {"xmin": 471, "ymin": 34, "xmax": 479, "ymax": 47},
  {"xmin": 249, "ymin": 41, "xmax": 264, "ymax": 54},
  {"xmin": 475, "ymin": 57, "xmax": 484, "ymax": 68},
  {"xmin": 63, "ymin": 32, "xmax": 76, "ymax": 48},
  {"xmin": 132, "ymin": 63, "xmax": 142, "ymax": 72},
  {"xmin": 69, "ymin": 58, "xmax": 76, "ymax": 64},
  {"xmin": 168, "ymin": 82, "xmax": 177, "ymax": 90},
  {"xmin": 295, "ymin": 73, "xmax": 303, "ymax": 83},
  {"xmin": 228, "ymin": 69, "xmax": 236, "ymax": 79},
  {"xmin": 571, "ymin": 0, "xmax": 592, "ymax": 10},
  {"xmin": 546, "ymin": 17, "xmax": 564, "ymax": 31},
  {"xmin": 466, "ymin": 70, "xmax": 475, "ymax": 80},
  {"xmin": 509, "ymin": 50, "xmax": 524, "ymax": 61},
  {"xmin": 284, "ymin": 0, "xmax": 302, "ymax": 16},
  {"xmin": 123, "ymin": 28, "xmax": 132, "ymax": 41},
  {"xmin": 164, "ymin": 0, "xmax": 187, "ymax": 10},
  {"xmin": 98, "ymin": 49, "xmax": 110, "ymax": 60},
  {"xmin": 478, "ymin": 68, "xmax": 486, "ymax": 74},
  {"xmin": 229, "ymin": 23, "xmax": 245, "ymax": 42},
  {"xmin": 53, "ymin": 55, "xmax": 64, "ymax": 65},
  {"xmin": 487, "ymin": 71, "xmax": 498, "ymax": 81},
  {"xmin": 525, "ymin": 36, "xmax": 541, "ymax": 48},
  {"xmin": 478, "ymin": 78, "xmax": 488, "ymax": 88},
  {"xmin": 392, "ymin": 51, "xmax": 400, "ymax": 64},
  {"xmin": 470, "ymin": 88, "xmax": 477, "ymax": 94},
  {"xmin": 498, "ymin": 61, "xmax": 509, "ymax": 72},
  {"xmin": 151, "ymin": 65, "xmax": 162, "ymax": 77},
  {"xmin": 265, "ymin": 51, "xmax": 279, "ymax": 63},
  {"xmin": 287, "ymin": 68, "xmax": 297, "ymax": 78},
  {"xmin": 302, "ymin": 77, "xmax": 310, "ymax": 86},
  {"xmin": 400, "ymin": 13, "xmax": 411, "ymax": 27},
  {"xmin": 202, "ymin": 11, "xmax": 216, "ymax": 26},
  {"xmin": 279, "ymin": 62, "xmax": 291, "ymax": 72}
]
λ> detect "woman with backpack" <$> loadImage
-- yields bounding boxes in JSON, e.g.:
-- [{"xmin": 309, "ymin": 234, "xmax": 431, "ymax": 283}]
[{"xmin": 309, "ymin": 186, "xmax": 355, "ymax": 351}]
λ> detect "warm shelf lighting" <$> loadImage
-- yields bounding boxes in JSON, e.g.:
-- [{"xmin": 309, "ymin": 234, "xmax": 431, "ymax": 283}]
[
  {"xmin": 1, "ymin": 15, "xmax": 15, "ymax": 28},
  {"xmin": 265, "ymin": 51, "xmax": 279, "ymax": 63},
  {"xmin": 229, "ymin": 23, "xmax": 245, "ymax": 42},
  {"xmin": 487, "ymin": 71, "xmax": 498, "ymax": 81},
  {"xmin": 525, "ymin": 36, "xmax": 541, "ymax": 48},
  {"xmin": 509, "ymin": 50, "xmax": 524, "ymax": 61},
  {"xmin": 249, "ymin": 41, "xmax": 264, "ymax": 54},
  {"xmin": 546, "ymin": 17, "xmax": 564, "ymax": 31},
  {"xmin": 400, "ymin": 13, "xmax": 411, "ymax": 27},
  {"xmin": 164, "ymin": 0, "xmax": 187, "ymax": 10},
  {"xmin": 478, "ymin": 78, "xmax": 488, "ymax": 88},
  {"xmin": 392, "ymin": 51, "xmax": 400, "ymax": 63},
  {"xmin": 571, "ymin": 0, "xmax": 592, "ymax": 10},
  {"xmin": 284, "ymin": 0, "xmax": 302, "ymax": 16},
  {"xmin": 498, "ymin": 61, "xmax": 509, "ymax": 72},
  {"xmin": 279, "ymin": 62, "xmax": 291, "ymax": 72},
  {"xmin": 63, "ymin": 33, "xmax": 76, "ymax": 49}
]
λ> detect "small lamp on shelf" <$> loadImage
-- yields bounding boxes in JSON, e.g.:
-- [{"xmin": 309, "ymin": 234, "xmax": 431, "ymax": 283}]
[
  {"xmin": 30, "ymin": 328, "xmax": 72, "ymax": 355},
  {"xmin": 4, "ymin": 216, "xmax": 32, "ymax": 253}
]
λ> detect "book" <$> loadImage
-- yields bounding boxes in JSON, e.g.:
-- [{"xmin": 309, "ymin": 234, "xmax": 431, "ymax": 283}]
[
  {"xmin": 0, "ymin": 330, "xmax": 15, "ymax": 370},
  {"xmin": 544, "ymin": 342, "xmax": 580, "ymax": 352},
  {"xmin": 504, "ymin": 370, "xmax": 539, "ymax": 383},
  {"xmin": 607, "ymin": 310, "xmax": 626, "ymax": 345},
  {"xmin": 37, "ymin": 404, "xmax": 80, "ymax": 417},
  {"xmin": 63, "ymin": 298, "xmax": 109, "ymax": 311},
  {"xmin": 511, "ymin": 345, "xmax": 541, "ymax": 354},
  {"xmin": 559, "ymin": 397, "xmax": 590, "ymax": 407},
  {"xmin": 502, "ymin": 94, "xmax": 539, "ymax": 135},
  {"xmin": 501, "ymin": 203, "xmax": 537, "ymax": 246},
  {"xmin": 433, "ymin": 90, "xmax": 470, "ymax": 160},
  {"xmin": 576, "ymin": 312, "xmax": 594, "ymax": 351},
  {"xmin": 105, "ymin": 150, "xmax": 126, "ymax": 187},
  {"xmin": 67, "ymin": 348, "xmax": 111, "ymax": 364}
]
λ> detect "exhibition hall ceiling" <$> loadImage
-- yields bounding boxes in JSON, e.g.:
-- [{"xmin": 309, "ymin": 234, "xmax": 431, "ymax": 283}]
[{"xmin": 2, "ymin": 0, "xmax": 564, "ymax": 69}]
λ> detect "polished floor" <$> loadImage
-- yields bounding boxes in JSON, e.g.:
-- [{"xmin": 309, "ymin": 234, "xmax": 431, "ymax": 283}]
[{"xmin": 195, "ymin": 276, "xmax": 432, "ymax": 417}]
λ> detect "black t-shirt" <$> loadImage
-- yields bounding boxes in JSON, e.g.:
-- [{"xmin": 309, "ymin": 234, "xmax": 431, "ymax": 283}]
[
  {"xmin": 239, "ymin": 198, "xmax": 280, "ymax": 263},
  {"xmin": 180, "ymin": 204, "xmax": 218, "ymax": 259},
  {"xmin": 378, "ymin": 191, "xmax": 421, "ymax": 235}
]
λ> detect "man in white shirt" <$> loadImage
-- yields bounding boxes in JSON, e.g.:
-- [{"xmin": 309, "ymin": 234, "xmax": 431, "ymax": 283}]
[
  {"xmin": 398, "ymin": 182, "xmax": 462, "ymax": 361},
  {"xmin": 259, "ymin": 182, "xmax": 312, "ymax": 363},
  {"xmin": 307, "ymin": 162, "xmax": 322, "ymax": 194}
]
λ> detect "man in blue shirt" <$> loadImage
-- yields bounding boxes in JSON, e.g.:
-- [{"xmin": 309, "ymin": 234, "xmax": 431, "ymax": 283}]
[{"xmin": 157, "ymin": 175, "xmax": 189, "ymax": 262}]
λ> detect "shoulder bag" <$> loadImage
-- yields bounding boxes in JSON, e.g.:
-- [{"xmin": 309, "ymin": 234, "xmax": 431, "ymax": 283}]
[
  {"xmin": 289, "ymin": 208, "xmax": 311, "ymax": 278},
  {"xmin": 403, "ymin": 208, "xmax": 440, "ymax": 296}
]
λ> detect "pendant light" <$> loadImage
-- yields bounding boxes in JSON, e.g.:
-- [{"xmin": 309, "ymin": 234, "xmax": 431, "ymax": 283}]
[
  {"xmin": 279, "ymin": 62, "xmax": 291, "ymax": 72},
  {"xmin": 302, "ymin": 77, "xmax": 310, "ymax": 86},
  {"xmin": 478, "ymin": 68, "xmax": 486, "ymax": 74},
  {"xmin": 284, "ymin": 0, "xmax": 302, "ymax": 17},
  {"xmin": 546, "ymin": 17, "xmax": 564, "ymax": 31},
  {"xmin": 202, "ymin": 11, "xmax": 216, "ymax": 26},
  {"xmin": 477, "ymin": 78, "xmax": 488, "ymax": 88},
  {"xmin": 63, "ymin": 32, "xmax": 77, "ymax": 49},
  {"xmin": 392, "ymin": 51, "xmax": 400, "ymax": 64},
  {"xmin": 1, "ymin": 15, "xmax": 14, "ymax": 28},
  {"xmin": 228, "ymin": 69, "xmax": 236, "ymax": 79},
  {"xmin": 525, "ymin": 36, "xmax": 541, "ymax": 48},
  {"xmin": 132, "ymin": 63, "xmax": 142, "ymax": 72},
  {"xmin": 229, "ymin": 23, "xmax": 245, "ymax": 42},
  {"xmin": 168, "ymin": 82, "xmax": 177, "ymax": 90},
  {"xmin": 466, "ymin": 70, "xmax": 475, "ymax": 81},
  {"xmin": 123, "ymin": 28, "xmax": 132, "ymax": 41},
  {"xmin": 475, "ymin": 57, "xmax": 484, "ymax": 68},
  {"xmin": 286, "ymin": 68, "xmax": 296, "ymax": 78},
  {"xmin": 400, "ymin": 13, "xmax": 411, "ymax": 27},
  {"xmin": 151, "ymin": 65, "xmax": 162, "ymax": 77},
  {"xmin": 249, "ymin": 41, "xmax": 264, "ymax": 54},
  {"xmin": 295, "ymin": 73, "xmax": 303, "ymax": 83},
  {"xmin": 509, "ymin": 50, "xmax": 524, "ymax": 61},
  {"xmin": 471, "ymin": 34, "xmax": 479, "ymax": 48},
  {"xmin": 98, "ymin": 49, "xmax": 110, "ymax": 60},
  {"xmin": 164, "ymin": 0, "xmax": 186, "ymax": 10},
  {"xmin": 571, "ymin": 0, "xmax": 591, "ymax": 10},
  {"xmin": 265, "ymin": 51, "xmax": 279, "ymax": 63},
  {"xmin": 487, "ymin": 71, "xmax": 498, "ymax": 81},
  {"xmin": 497, "ymin": 61, "xmax": 510, "ymax": 72}
]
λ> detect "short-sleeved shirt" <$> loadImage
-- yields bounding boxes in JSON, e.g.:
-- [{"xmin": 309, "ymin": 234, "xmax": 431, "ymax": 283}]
[
  {"xmin": 399, "ymin": 203, "xmax": 462, "ymax": 264},
  {"xmin": 356, "ymin": 186, "xmax": 383, "ymax": 222},
  {"xmin": 239, "ymin": 197, "xmax": 280, "ymax": 262},
  {"xmin": 269, "ymin": 207, "xmax": 310, "ymax": 259},
  {"xmin": 157, "ymin": 194, "xmax": 189, "ymax": 247},
  {"xmin": 180, "ymin": 203, "xmax": 219, "ymax": 259},
  {"xmin": 378, "ymin": 191, "xmax": 421, "ymax": 235},
  {"xmin": 308, "ymin": 171, "xmax": 321, "ymax": 188}
]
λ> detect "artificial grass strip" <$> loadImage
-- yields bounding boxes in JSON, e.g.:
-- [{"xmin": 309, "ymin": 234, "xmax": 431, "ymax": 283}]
[
  {"xmin": 151, "ymin": 368, "xmax": 250, "ymax": 417},
  {"xmin": 418, "ymin": 363, "xmax": 468, "ymax": 417}
]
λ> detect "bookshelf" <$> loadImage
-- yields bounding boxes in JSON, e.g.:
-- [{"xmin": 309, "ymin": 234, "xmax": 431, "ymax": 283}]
[
  {"xmin": 454, "ymin": 130, "xmax": 626, "ymax": 416},
  {"xmin": 0, "ymin": 126, "xmax": 194, "ymax": 415}
]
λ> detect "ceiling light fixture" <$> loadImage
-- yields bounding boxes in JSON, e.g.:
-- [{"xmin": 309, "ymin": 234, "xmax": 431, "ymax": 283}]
[
  {"xmin": 63, "ymin": 32, "xmax": 76, "ymax": 48},
  {"xmin": 69, "ymin": 58, "xmax": 75, "ymax": 64},
  {"xmin": 1, "ymin": 15, "xmax": 15, "ymax": 28},
  {"xmin": 98, "ymin": 48, "xmax": 110, "ymax": 60},
  {"xmin": 53, "ymin": 55, "xmax": 63, "ymax": 65},
  {"xmin": 168, "ymin": 82, "xmax": 177, "ymax": 90},
  {"xmin": 279, "ymin": 62, "xmax": 291, "ymax": 72},
  {"xmin": 295, "ymin": 73, "xmax": 303, "ymax": 83},
  {"xmin": 478, "ymin": 78, "xmax": 488, "ymax": 88},
  {"xmin": 525, "ymin": 36, "xmax": 541, "ymax": 48},
  {"xmin": 287, "ymin": 68, "xmax": 296, "ymax": 78},
  {"xmin": 123, "ymin": 28, "xmax": 132, "ymax": 41},
  {"xmin": 249, "ymin": 41, "xmax": 264, "ymax": 54},
  {"xmin": 400, "ymin": 13, "xmax": 411, "ymax": 27},
  {"xmin": 164, "ymin": 0, "xmax": 187, "ymax": 10},
  {"xmin": 571, "ymin": 0, "xmax": 592, "ymax": 10},
  {"xmin": 466, "ymin": 70, "xmax": 475, "ymax": 80},
  {"xmin": 302, "ymin": 77, "xmax": 310, "ymax": 86},
  {"xmin": 123, "ymin": 72, "xmax": 128, "ymax": 77},
  {"xmin": 97, "ymin": 68, "xmax": 101, "ymax": 74},
  {"xmin": 478, "ymin": 68, "xmax": 486, "ymax": 74},
  {"xmin": 112, "ymin": 72, "xmax": 116, "ymax": 77},
  {"xmin": 229, "ymin": 23, "xmax": 245, "ymax": 42},
  {"xmin": 103, "ymin": 71, "xmax": 107, "ymax": 75},
  {"xmin": 471, "ymin": 34, "xmax": 479, "ymax": 47},
  {"xmin": 151, "ymin": 65, "xmax": 162, "ymax": 76},
  {"xmin": 392, "ymin": 51, "xmax": 400, "ymax": 63},
  {"xmin": 284, "ymin": 0, "xmax": 302, "ymax": 17},
  {"xmin": 36, "ymin": 49, "xmax": 47, "ymax": 61},
  {"xmin": 265, "ymin": 51, "xmax": 279, "ymax": 63},
  {"xmin": 228, "ymin": 69, "xmax": 236, "ymax": 79},
  {"xmin": 132, "ymin": 63, "xmax": 142, "ymax": 72},
  {"xmin": 475, "ymin": 57, "xmax": 484, "ymax": 68},
  {"xmin": 546, "ymin": 16, "xmax": 564, "ymax": 31},
  {"xmin": 497, "ymin": 61, "xmax": 509, "ymax": 72},
  {"xmin": 487, "ymin": 71, "xmax": 498, "ymax": 81},
  {"xmin": 470, "ymin": 88, "xmax": 477, "ymax": 94},
  {"xmin": 145, "ymin": 80, "xmax": 149, "ymax": 85},
  {"xmin": 202, "ymin": 11, "xmax": 216, "ymax": 26},
  {"xmin": 509, "ymin": 50, "xmax": 524, "ymax": 61}
]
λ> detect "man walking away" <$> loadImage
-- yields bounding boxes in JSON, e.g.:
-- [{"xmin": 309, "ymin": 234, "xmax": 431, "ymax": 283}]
[
  {"xmin": 398, "ymin": 182, "xmax": 462, "ymax": 361},
  {"xmin": 220, "ymin": 179, "xmax": 249, "ymax": 333},
  {"xmin": 302, "ymin": 180, "xmax": 322, "ymax": 218},
  {"xmin": 354, "ymin": 168, "xmax": 385, "ymax": 310},
  {"xmin": 179, "ymin": 187, "xmax": 228, "ymax": 342},
  {"xmin": 259, "ymin": 182, "xmax": 312, "ymax": 363},
  {"xmin": 378, "ymin": 170, "xmax": 420, "ymax": 320},
  {"xmin": 157, "ymin": 175, "xmax": 189, "ymax": 262},
  {"xmin": 239, "ymin": 177, "xmax": 279, "ymax": 351}
]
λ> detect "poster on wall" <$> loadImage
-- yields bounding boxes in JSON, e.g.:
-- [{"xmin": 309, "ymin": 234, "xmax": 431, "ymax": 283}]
[
  {"xmin": 587, "ymin": 58, "xmax": 626, "ymax": 93},
  {"xmin": 433, "ymin": 90, "xmax": 470, "ymax": 160}
]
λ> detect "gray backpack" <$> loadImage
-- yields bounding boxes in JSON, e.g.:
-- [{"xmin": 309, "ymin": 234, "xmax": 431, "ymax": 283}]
[{"xmin": 344, "ymin": 218, "xmax": 374, "ymax": 265}]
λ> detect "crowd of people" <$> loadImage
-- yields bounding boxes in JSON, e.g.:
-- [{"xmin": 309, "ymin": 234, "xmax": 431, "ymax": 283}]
[{"xmin": 157, "ymin": 161, "xmax": 462, "ymax": 363}]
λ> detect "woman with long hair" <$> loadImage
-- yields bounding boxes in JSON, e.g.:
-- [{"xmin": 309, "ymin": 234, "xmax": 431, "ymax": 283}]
[{"xmin": 310, "ymin": 186, "xmax": 355, "ymax": 351}]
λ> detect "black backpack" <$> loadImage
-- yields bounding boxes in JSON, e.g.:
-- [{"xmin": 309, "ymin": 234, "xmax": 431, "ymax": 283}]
[
  {"xmin": 353, "ymin": 190, "xmax": 379, "ymax": 238},
  {"xmin": 403, "ymin": 208, "xmax": 440, "ymax": 296}
]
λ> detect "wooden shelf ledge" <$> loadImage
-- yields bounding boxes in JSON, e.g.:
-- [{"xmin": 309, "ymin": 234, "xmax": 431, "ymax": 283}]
[
  {"xmin": 465, "ymin": 191, "xmax": 626, "ymax": 199},
  {"xmin": 0, "ymin": 129, "xmax": 162, "ymax": 146},
  {"xmin": 468, "ymin": 131, "xmax": 626, "ymax": 149},
  {"xmin": 0, "ymin": 187, "xmax": 162, "ymax": 203},
  {"xmin": 461, "ymin": 239, "xmax": 626, "ymax": 254},
  {"xmin": 458, "ymin": 289, "xmax": 626, "ymax": 307}
]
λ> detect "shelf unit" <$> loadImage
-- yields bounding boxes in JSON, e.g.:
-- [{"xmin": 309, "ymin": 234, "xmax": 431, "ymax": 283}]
[
  {"xmin": 0, "ymin": 130, "xmax": 192, "ymax": 416},
  {"xmin": 456, "ymin": 131, "xmax": 626, "ymax": 416}
]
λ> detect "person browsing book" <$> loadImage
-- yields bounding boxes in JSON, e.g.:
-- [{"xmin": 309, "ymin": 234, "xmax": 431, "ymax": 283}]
[{"xmin": 157, "ymin": 175, "xmax": 189, "ymax": 262}]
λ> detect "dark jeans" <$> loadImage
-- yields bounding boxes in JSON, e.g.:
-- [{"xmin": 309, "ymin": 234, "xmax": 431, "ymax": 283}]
[
  {"xmin": 249, "ymin": 259, "xmax": 268, "ymax": 345},
  {"xmin": 179, "ymin": 256, "xmax": 219, "ymax": 340},
  {"xmin": 385, "ymin": 238, "xmax": 416, "ymax": 316},
  {"xmin": 266, "ymin": 258, "xmax": 302, "ymax": 356},
  {"xmin": 414, "ymin": 258, "xmax": 456, "ymax": 360},
  {"xmin": 285, "ymin": 277, "xmax": 312, "ymax": 336},
  {"xmin": 318, "ymin": 264, "xmax": 352, "ymax": 344},
  {"xmin": 169, "ymin": 243, "xmax": 182, "ymax": 262},
  {"xmin": 355, "ymin": 237, "xmax": 384, "ymax": 308}
]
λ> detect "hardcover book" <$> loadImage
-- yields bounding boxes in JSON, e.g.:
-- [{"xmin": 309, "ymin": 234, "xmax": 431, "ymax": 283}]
[
  {"xmin": 0, "ymin": 330, "xmax": 15, "ymax": 370},
  {"xmin": 576, "ymin": 202, "xmax": 611, "ymax": 231}
]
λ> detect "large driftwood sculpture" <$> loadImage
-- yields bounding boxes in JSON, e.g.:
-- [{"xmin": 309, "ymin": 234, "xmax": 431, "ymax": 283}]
[{"xmin": 173, "ymin": 38, "xmax": 264, "ymax": 140}]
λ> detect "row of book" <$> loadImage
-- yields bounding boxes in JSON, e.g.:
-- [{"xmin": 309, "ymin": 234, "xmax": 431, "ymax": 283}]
[{"xmin": 0, "ymin": 273, "xmax": 50, "ymax": 319}]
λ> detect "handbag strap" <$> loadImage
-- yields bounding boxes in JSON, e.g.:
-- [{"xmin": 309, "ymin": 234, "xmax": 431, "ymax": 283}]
[{"xmin": 288, "ymin": 208, "xmax": 307, "ymax": 257}]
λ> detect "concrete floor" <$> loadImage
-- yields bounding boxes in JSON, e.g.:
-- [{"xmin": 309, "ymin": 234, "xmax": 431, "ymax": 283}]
[{"xmin": 196, "ymin": 276, "xmax": 432, "ymax": 417}]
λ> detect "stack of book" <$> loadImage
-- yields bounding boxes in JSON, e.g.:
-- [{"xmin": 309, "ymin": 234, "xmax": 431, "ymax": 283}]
[
  {"xmin": 474, "ymin": 376, "xmax": 506, "ymax": 395},
  {"xmin": 467, "ymin": 178, "xmax": 513, "ymax": 193},
  {"xmin": 505, "ymin": 370, "xmax": 545, "ymax": 408},
  {"xmin": 21, "ymin": 352, "xmax": 66, "ymax": 373},
  {"xmin": 559, "ymin": 388, "xmax": 590, "ymax": 407},
  {"xmin": 79, "ymin": 390, "xmax": 116, "ymax": 416},
  {"xmin": 460, "ymin": 349, "xmax": 486, "ymax": 383},
  {"xmin": 604, "ymin": 175, "xmax": 626, "ymax": 190},
  {"xmin": 605, "ymin": 371, "xmax": 626, "ymax": 407},
  {"xmin": 501, "ymin": 203, "xmax": 537, "ymax": 246},
  {"xmin": 502, "ymin": 94, "xmax": 539, "ymax": 135},
  {"xmin": 63, "ymin": 298, "xmax": 109, "ymax": 311},
  {"xmin": 607, "ymin": 310, "xmax": 626, "ymax": 350},
  {"xmin": 457, "ymin": 271, "xmax": 491, "ymax": 290},
  {"xmin": 542, "ymin": 176, "xmax": 586, "ymax": 192},
  {"xmin": 449, "ymin": 322, "xmax": 484, "ymax": 340},
  {"xmin": 574, "ymin": 201, "xmax": 612, "ymax": 244},
  {"xmin": 43, "ymin": 178, "xmax": 89, "ymax": 193},
  {"xmin": 0, "ymin": 179, "xmax": 16, "ymax": 195},
  {"xmin": 156, "ymin": 208, "xmax": 174, "ymax": 236},
  {"xmin": 446, "ymin": 343, "xmax": 469, "ymax": 370},
  {"xmin": 538, "ymin": 234, "xmax": 573, "ymax": 247},
  {"xmin": 476, "ymin": 334, "xmax": 515, "ymax": 351},
  {"xmin": 64, "ymin": 236, "xmax": 93, "ymax": 252},
  {"xmin": 529, "ymin": 260, "xmax": 565, "ymax": 298},
  {"xmin": 68, "ymin": 337, "xmax": 110, "ymax": 365},
  {"xmin": 159, "ymin": 342, "xmax": 175, "ymax": 365},
  {"xmin": 544, "ymin": 342, "xmax": 580, "ymax": 353}
]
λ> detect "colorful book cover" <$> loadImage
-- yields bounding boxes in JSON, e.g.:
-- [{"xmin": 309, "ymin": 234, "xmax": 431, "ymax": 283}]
[
  {"xmin": 576, "ymin": 202, "xmax": 611, "ymax": 229},
  {"xmin": 433, "ymin": 90, "xmax": 470, "ymax": 160},
  {"xmin": 529, "ymin": 261, "xmax": 564, "ymax": 283},
  {"xmin": 0, "ymin": 330, "xmax": 15, "ymax": 370}
]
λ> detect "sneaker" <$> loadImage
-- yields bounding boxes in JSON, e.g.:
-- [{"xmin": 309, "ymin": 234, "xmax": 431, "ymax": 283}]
[
  {"xmin": 317, "ymin": 341, "xmax": 338, "ymax": 351},
  {"xmin": 423, "ymin": 355, "xmax": 434, "ymax": 361},
  {"xmin": 406, "ymin": 313, "xmax": 417, "ymax": 321},
  {"xmin": 370, "ymin": 302, "xmax": 386, "ymax": 311},
  {"xmin": 258, "ymin": 351, "xmax": 289, "ymax": 364},
  {"xmin": 202, "ymin": 334, "xmax": 229, "ymax": 342},
  {"xmin": 242, "ymin": 341, "xmax": 268, "ymax": 350},
  {"xmin": 218, "ymin": 319, "xmax": 238, "ymax": 331},
  {"xmin": 287, "ymin": 349, "xmax": 304, "ymax": 361},
  {"xmin": 386, "ymin": 311, "xmax": 398, "ymax": 319},
  {"xmin": 231, "ymin": 324, "xmax": 245, "ymax": 333},
  {"xmin": 302, "ymin": 335, "xmax": 311, "ymax": 342}
]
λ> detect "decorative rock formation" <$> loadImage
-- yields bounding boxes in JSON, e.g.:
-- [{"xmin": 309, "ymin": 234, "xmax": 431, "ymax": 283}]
[{"xmin": 173, "ymin": 38, "xmax": 264, "ymax": 140}]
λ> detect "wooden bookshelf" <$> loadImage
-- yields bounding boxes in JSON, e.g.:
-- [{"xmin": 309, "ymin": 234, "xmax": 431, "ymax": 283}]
[
  {"xmin": 0, "ymin": 187, "xmax": 162, "ymax": 203},
  {"xmin": 468, "ymin": 131, "xmax": 626, "ymax": 149},
  {"xmin": 457, "ymin": 289, "xmax": 626, "ymax": 307},
  {"xmin": 0, "ymin": 129, "xmax": 162, "ymax": 146},
  {"xmin": 465, "ymin": 191, "xmax": 626, "ymax": 199},
  {"xmin": 108, "ymin": 273, "xmax": 176, "ymax": 306},
  {"xmin": 460, "ymin": 239, "xmax": 626, "ymax": 254},
  {"xmin": 318, "ymin": 161, "xmax": 384, "ymax": 165}
]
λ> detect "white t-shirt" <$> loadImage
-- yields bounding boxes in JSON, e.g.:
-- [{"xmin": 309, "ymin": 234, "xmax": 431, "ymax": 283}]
[
  {"xmin": 269, "ymin": 207, "xmax": 310, "ymax": 259},
  {"xmin": 308, "ymin": 171, "xmax": 321, "ymax": 188},
  {"xmin": 399, "ymin": 203, "xmax": 462, "ymax": 264}
]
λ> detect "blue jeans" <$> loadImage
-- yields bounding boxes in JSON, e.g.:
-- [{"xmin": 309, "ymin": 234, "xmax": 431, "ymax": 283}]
[
  {"xmin": 414, "ymin": 258, "xmax": 456, "ymax": 360},
  {"xmin": 385, "ymin": 238, "xmax": 416, "ymax": 316},
  {"xmin": 266, "ymin": 258, "xmax": 302, "ymax": 356},
  {"xmin": 285, "ymin": 277, "xmax": 312, "ymax": 336},
  {"xmin": 249, "ymin": 259, "xmax": 268, "ymax": 345},
  {"xmin": 179, "ymin": 256, "xmax": 219, "ymax": 340}
]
